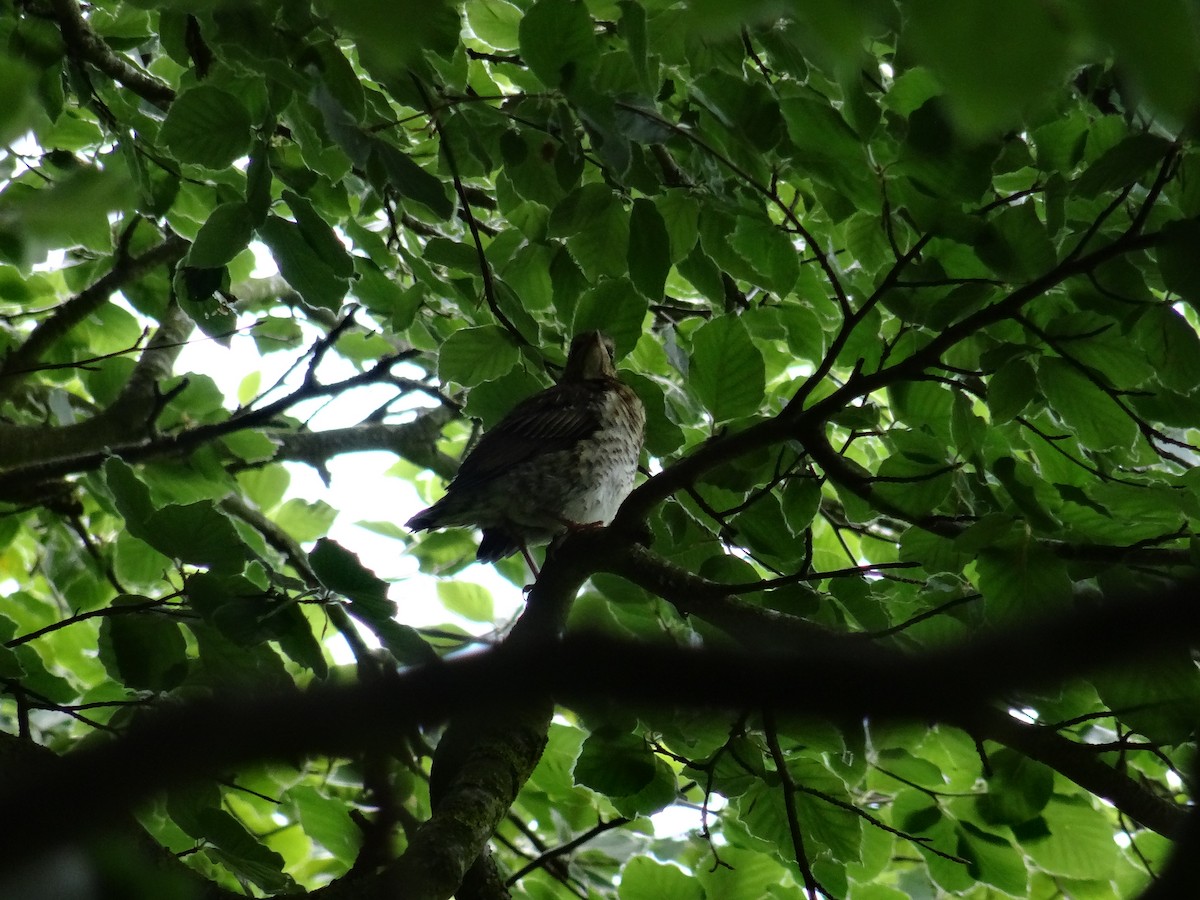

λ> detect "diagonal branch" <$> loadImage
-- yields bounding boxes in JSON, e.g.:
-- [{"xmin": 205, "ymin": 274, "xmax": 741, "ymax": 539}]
[
  {"xmin": 49, "ymin": 0, "xmax": 176, "ymax": 108},
  {"xmin": 0, "ymin": 233, "xmax": 189, "ymax": 399},
  {"xmin": 0, "ymin": 351, "xmax": 416, "ymax": 496}
]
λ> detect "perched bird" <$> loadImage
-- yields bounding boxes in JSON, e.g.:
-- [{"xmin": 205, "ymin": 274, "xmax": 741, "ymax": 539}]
[{"xmin": 406, "ymin": 331, "xmax": 645, "ymax": 570}]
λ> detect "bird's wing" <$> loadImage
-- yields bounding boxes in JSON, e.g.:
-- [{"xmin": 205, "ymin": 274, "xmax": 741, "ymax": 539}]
[{"xmin": 448, "ymin": 381, "xmax": 603, "ymax": 491}]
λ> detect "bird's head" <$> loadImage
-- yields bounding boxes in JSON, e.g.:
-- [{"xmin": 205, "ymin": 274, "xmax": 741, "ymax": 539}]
[{"xmin": 563, "ymin": 331, "xmax": 617, "ymax": 381}]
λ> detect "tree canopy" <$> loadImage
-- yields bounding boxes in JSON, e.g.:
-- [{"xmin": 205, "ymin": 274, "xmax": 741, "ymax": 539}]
[{"xmin": 3, "ymin": 1, "xmax": 1200, "ymax": 897}]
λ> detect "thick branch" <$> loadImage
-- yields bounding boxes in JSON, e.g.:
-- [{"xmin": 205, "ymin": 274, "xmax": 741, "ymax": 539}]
[
  {"xmin": 49, "ymin": 0, "xmax": 176, "ymax": 107},
  {"xmin": 0, "ymin": 730, "xmax": 240, "ymax": 900},
  {"xmin": 383, "ymin": 521, "xmax": 589, "ymax": 899},
  {"xmin": 600, "ymin": 534, "xmax": 1189, "ymax": 837},
  {"xmin": 0, "ymin": 234, "xmax": 188, "ymax": 400},
  {"xmin": 0, "ymin": 302, "xmax": 195, "ymax": 470},
  {"xmin": 0, "ymin": 352, "xmax": 414, "ymax": 496},
  {"xmin": 2, "ymin": 566, "xmax": 1196, "ymax": 865},
  {"xmin": 271, "ymin": 411, "xmax": 459, "ymax": 481}
]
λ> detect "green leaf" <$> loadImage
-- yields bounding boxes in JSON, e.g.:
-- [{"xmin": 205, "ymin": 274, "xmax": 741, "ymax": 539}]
[
  {"xmin": 185, "ymin": 201, "xmax": 255, "ymax": 269},
  {"xmin": 779, "ymin": 92, "xmax": 874, "ymax": 209},
  {"xmin": 689, "ymin": 316, "xmax": 766, "ymax": 422},
  {"xmin": 904, "ymin": 0, "xmax": 1069, "ymax": 136},
  {"xmin": 1093, "ymin": 654, "xmax": 1200, "ymax": 744},
  {"xmin": 1075, "ymin": 132, "xmax": 1173, "ymax": 196},
  {"xmin": 611, "ymin": 756, "xmax": 678, "ymax": 818},
  {"xmin": 1031, "ymin": 112, "xmax": 1089, "ymax": 173},
  {"xmin": 465, "ymin": 0, "xmax": 523, "ymax": 50},
  {"xmin": 519, "ymin": 0, "xmax": 598, "ymax": 91},
  {"xmin": 281, "ymin": 190, "xmax": 355, "ymax": 279},
  {"xmin": 950, "ymin": 391, "xmax": 987, "ymax": 457},
  {"xmin": 424, "ymin": 236, "xmax": 481, "ymax": 274},
  {"xmin": 975, "ymin": 202, "xmax": 1056, "ymax": 280},
  {"xmin": 1156, "ymin": 218, "xmax": 1200, "ymax": 310},
  {"xmin": 0, "ymin": 166, "xmax": 133, "ymax": 256},
  {"xmin": 654, "ymin": 190, "xmax": 700, "ymax": 263},
  {"xmin": 1015, "ymin": 796, "xmax": 1119, "ymax": 879},
  {"xmin": 574, "ymin": 728, "xmax": 657, "ymax": 798},
  {"xmin": 873, "ymin": 452, "xmax": 953, "ymax": 519},
  {"xmin": 104, "ymin": 458, "xmax": 156, "ymax": 538},
  {"xmin": 1080, "ymin": 0, "xmax": 1200, "ymax": 124},
  {"xmin": 141, "ymin": 502, "xmax": 250, "ymax": 573},
  {"xmin": 370, "ymin": 618, "xmax": 439, "ymax": 666},
  {"xmin": 273, "ymin": 498, "xmax": 337, "ymax": 542},
  {"xmin": 168, "ymin": 790, "xmax": 293, "ymax": 892},
  {"xmin": 731, "ymin": 495, "xmax": 795, "ymax": 564},
  {"xmin": 309, "ymin": 537, "xmax": 396, "ymax": 622},
  {"xmin": 113, "ymin": 532, "xmax": 174, "ymax": 588},
  {"xmin": 438, "ymin": 325, "xmax": 520, "ymax": 386},
  {"xmin": 437, "ymin": 581, "xmax": 494, "ymax": 622},
  {"xmin": 288, "ymin": 785, "xmax": 362, "ymax": 865},
  {"xmin": 889, "ymin": 381, "xmax": 953, "ymax": 432},
  {"xmin": 572, "ymin": 279, "xmax": 648, "ymax": 359},
  {"xmin": 258, "ymin": 214, "xmax": 351, "ymax": 310},
  {"xmin": 159, "ymin": 85, "xmax": 252, "ymax": 169},
  {"xmin": 1038, "ymin": 357, "xmax": 1138, "ymax": 451},
  {"xmin": 353, "ymin": 261, "xmax": 423, "ymax": 329},
  {"xmin": 0, "ymin": 55, "xmax": 38, "ymax": 145},
  {"xmin": 1046, "ymin": 312, "xmax": 1154, "ymax": 388},
  {"xmin": 549, "ymin": 183, "xmax": 630, "ymax": 279},
  {"xmin": 975, "ymin": 542, "xmax": 1072, "ymax": 623},
  {"xmin": 991, "ymin": 456, "xmax": 1060, "ymax": 532},
  {"xmin": 791, "ymin": 757, "xmax": 864, "ymax": 864},
  {"xmin": 730, "ymin": 216, "xmax": 800, "ymax": 296},
  {"xmin": 319, "ymin": 0, "xmax": 460, "ymax": 75},
  {"xmin": 1133, "ymin": 304, "xmax": 1200, "ymax": 392},
  {"xmin": 370, "ymin": 141, "xmax": 454, "ymax": 219},
  {"xmin": 958, "ymin": 821, "xmax": 1028, "ymax": 895},
  {"xmin": 97, "ymin": 595, "xmax": 189, "ymax": 691},
  {"xmin": 619, "ymin": 857, "xmax": 704, "ymax": 900},
  {"xmin": 977, "ymin": 748, "xmax": 1054, "ymax": 826},
  {"xmin": 696, "ymin": 846, "xmax": 795, "ymax": 900},
  {"xmin": 627, "ymin": 198, "xmax": 671, "ymax": 300}
]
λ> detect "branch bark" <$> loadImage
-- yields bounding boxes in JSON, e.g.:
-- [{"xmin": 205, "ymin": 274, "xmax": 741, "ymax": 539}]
[
  {"xmin": 49, "ymin": 0, "xmax": 176, "ymax": 107},
  {"xmin": 0, "ymin": 301, "xmax": 195, "ymax": 469},
  {"xmin": 271, "ymin": 411, "xmax": 459, "ymax": 481},
  {"xmin": 0, "ymin": 233, "xmax": 188, "ymax": 400},
  {"xmin": 1, "ymin": 558, "xmax": 1194, "ymax": 871}
]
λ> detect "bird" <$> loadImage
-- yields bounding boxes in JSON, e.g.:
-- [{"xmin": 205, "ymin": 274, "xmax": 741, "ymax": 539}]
[{"xmin": 406, "ymin": 331, "xmax": 645, "ymax": 571}]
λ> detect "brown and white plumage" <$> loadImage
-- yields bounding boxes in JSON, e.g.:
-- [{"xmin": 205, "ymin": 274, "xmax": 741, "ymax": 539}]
[{"xmin": 406, "ymin": 331, "xmax": 645, "ymax": 564}]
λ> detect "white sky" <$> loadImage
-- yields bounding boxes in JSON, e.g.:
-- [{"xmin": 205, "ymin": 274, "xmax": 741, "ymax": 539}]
[{"xmin": 172, "ymin": 254, "xmax": 523, "ymax": 644}]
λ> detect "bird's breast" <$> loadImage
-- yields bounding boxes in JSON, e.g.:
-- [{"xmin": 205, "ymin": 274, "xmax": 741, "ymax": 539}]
[{"xmin": 561, "ymin": 384, "xmax": 644, "ymax": 525}]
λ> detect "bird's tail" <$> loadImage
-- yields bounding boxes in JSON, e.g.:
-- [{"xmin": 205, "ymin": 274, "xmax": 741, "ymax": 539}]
[
  {"xmin": 406, "ymin": 503, "xmax": 443, "ymax": 532},
  {"xmin": 476, "ymin": 529, "xmax": 520, "ymax": 562}
]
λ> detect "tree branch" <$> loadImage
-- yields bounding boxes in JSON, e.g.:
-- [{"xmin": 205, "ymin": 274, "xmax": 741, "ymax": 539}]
[
  {"xmin": 0, "ymin": 351, "xmax": 416, "ymax": 497},
  {"xmin": 269, "ymin": 411, "xmax": 459, "ymax": 481},
  {"xmin": 0, "ymin": 233, "xmax": 188, "ymax": 399},
  {"xmin": 49, "ymin": 0, "xmax": 176, "ymax": 107},
  {"xmin": 3, "ymin": 569, "xmax": 1196, "ymax": 870}
]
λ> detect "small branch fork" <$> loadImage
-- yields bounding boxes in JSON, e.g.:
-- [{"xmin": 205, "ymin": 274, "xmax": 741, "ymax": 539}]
[{"xmin": 0, "ymin": 336, "xmax": 418, "ymax": 496}]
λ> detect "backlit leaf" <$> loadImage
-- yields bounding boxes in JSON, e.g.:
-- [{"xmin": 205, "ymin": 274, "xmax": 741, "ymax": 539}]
[{"xmin": 689, "ymin": 316, "xmax": 766, "ymax": 422}]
